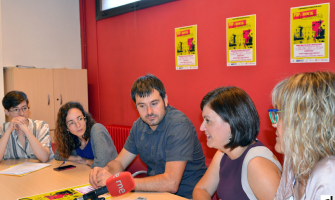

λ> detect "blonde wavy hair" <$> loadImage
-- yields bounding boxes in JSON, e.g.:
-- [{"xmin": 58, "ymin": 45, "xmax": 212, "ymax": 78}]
[{"xmin": 272, "ymin": 71, "xmax": 335, "ymax": 184}]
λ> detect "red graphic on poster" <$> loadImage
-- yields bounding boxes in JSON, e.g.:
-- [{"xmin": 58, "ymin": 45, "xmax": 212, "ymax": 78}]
[
  {"xmin": 243, "ymin": 30, "xmax": 251, "ymax": 47},
  {"xmin": 293, "ymin": 9, "xmax": 317, "ymax": 19},
  {"xmin": 177, "ymin": 30, "xmax": 190, "ymax": 37},
  {"xmin": 228, "ymin": 20, "xmax": 247, "ymax": 28},
  {"xmin": 45, "ymin": 190, "xmax": 74, "ymax": 199},
  {"xmin": 188, "ymin": 38, "xmax": 194, "ymax": 53},
  {"xmin": 312, "ymin": 20, "xmax": 324, "ymax": 41}
]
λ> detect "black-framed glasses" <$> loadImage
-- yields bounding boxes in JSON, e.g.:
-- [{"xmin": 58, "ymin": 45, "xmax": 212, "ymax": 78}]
[
  {"xmin": 268, "ymin": 109, "xmax": 283, "ymax": 124},
  {"xmin": 66, "ymin": 116, "xmax": 86, "ymax": 128},
  {"xmin": 9, "ymin": 106, "xmax": 29, "ymax": 114}
]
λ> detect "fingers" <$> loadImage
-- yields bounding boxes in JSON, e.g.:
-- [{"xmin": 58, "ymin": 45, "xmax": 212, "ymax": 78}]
[
  {"xmin": 88, "ymin": 167, "xmax": 112, "ymax": 189},
  {"xmin": 76, "ymin": 156, "xmax": 83, "ymax": 162},
  {"xmin": 6, "ymin": 122, "xmax": 16, "ymax": 133},
  {"xmin": 96, "ymin": 169, "xmax": 111, "ymax": 187},
  {"xmin": 11, "ymin": 117, "xmax": 29, "ymax": 132},
  {"xmin": 12, "ymin": 116, "xmax": 27, "ymax": 125},
  {"xmin": 10, "ymin": 120, "xmax": 20, "ymax": 131},
  {"xmin": 79, "ymin": 157, "xmax": 88, "ymax": 165},
  {"xmin": 89, "ymin": 167, "xmax": 102, "ymax": 189}
]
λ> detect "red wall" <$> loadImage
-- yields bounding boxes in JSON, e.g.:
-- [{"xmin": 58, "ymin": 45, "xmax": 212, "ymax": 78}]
[{"xmin": 81, "ymin": 0, "xmax": 334, "ymax": 162}]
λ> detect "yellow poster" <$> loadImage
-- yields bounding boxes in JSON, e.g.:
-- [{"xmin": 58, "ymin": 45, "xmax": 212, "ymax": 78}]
[
  {"xmin": 175, "ymin": 25, "xmax": 198, "ymax": 70},
  {"xmin": 226, "ymin": 15, "xmax": 256, "ymax": 66},
  {"xmin": 291, "ymin": 3, "xmax": 329, "ymax": 63},
  {"xmin": 18, "ymin": 184, "xmax": 111, "ymax": 200}
]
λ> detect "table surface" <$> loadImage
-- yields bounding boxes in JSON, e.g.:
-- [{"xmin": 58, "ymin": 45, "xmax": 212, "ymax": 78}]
[{"xmin": 0, "ymin": 159, "xmax": 188, "ymax": 200}]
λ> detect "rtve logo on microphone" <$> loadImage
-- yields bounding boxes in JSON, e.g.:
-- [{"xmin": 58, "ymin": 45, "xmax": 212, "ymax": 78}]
[
  {"xmin": 321, "ymin": 195, "xmax": 333, "ymax": 200},
  {"xmin": 116, "ymin": 179, "xmax": 126, "ymax": 194},
  {"xmin": 113, "ymin": 172, "xmax": 126, "ymax": 194}
]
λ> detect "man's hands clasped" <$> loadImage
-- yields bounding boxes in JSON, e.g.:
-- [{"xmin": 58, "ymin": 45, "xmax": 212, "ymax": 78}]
[{"xmin": 89, "ymin": 167, "xmax": 113, "ymax": 189}]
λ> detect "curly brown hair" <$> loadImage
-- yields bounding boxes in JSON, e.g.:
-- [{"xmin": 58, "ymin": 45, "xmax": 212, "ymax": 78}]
[{"xmin": 55, "ymin": 101, "xmax": 95, "ymax": 159}]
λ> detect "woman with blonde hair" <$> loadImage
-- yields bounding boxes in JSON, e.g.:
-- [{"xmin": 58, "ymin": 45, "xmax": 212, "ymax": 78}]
[{"xmin": 270, "ymin": 71, "xmax": 335, "ymax": 199}]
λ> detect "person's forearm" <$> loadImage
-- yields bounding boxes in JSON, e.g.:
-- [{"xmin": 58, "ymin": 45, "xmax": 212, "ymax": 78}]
[
  {"xmin": 24, "ymin": 130, "xmax": 50, "ymax": 162},
  {"xmin": 68, "ymin": 155, "xmax": 80, "ymax": 162},
  {"xmin": 104, "ymin": 160, "xmax": 124, "ymax": 174},
  {"xmin": 192, "ymin": 188, "xmax": 212, "ymax": 200},
  {"xmin": 104, "ymin": 159, "xmax": 125, "ymax": 174},
  {"xmin": 0, "ymin": 129, "xmax": 12, "ymax": 161},
  {"xmin": 133, "ymin": 173, "xmax": 179, "ymax": 193},
  {"xmin": 68, "ymin": 156, "xmax": 93, "ymax": 166},
  {"xmin": 85, "ymin": 159, "xmax": 93, "ymax": 167}
]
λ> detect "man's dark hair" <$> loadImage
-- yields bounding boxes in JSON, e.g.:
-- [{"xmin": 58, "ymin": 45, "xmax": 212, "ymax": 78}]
[
  {"xmin": 2, "ymin": 91, "xmax": 29, "ymax": 110},
  {"xmin": 131, "ymin": 74, "xmax": 166, "ymax": 103},
  {"xmin": 200, "ymin": 86, "xmax": 259, "ymax": 150}
]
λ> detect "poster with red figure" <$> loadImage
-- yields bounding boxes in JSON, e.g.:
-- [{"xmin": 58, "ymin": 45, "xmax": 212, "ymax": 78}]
[
  {"xmin": 291, "ymin": 3, "xmax": 329, "ymax": 63},
  {"xmin": 226, "ymin": 15, "xmax": 256, "ymax": 66},
  {"xmin": 175, "ymin": 25, "xmax": 198, "ymax": 70},
  {"xmin": 18, "ymin": 184, "xmax": 111, "ymax": 200}
]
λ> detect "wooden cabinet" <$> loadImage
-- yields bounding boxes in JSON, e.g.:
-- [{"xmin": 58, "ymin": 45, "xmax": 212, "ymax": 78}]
[{"xmin": 3, "ymin": 68, "xmax": 88, "ymax": 133}]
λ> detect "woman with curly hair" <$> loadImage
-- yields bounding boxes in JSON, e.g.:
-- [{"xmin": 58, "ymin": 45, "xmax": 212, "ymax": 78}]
[
  {"xmin": 270, "ymin": 71, "xmax": 335, "ymax": 199},
  {"xmin": 54, "ymin": 102, "xmax": 117, "ymax": 168}
]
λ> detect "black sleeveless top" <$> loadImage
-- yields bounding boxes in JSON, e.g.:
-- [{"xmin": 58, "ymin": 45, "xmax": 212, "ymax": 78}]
[{"xmin": 217, "ymin": 141, "xmax": 263, "ymax": 200}]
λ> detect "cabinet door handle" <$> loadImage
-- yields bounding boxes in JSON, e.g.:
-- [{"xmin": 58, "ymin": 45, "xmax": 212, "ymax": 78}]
[
  {"xmin": 60, "ymin": 94, "xmax": 62, "ymax": 105},
  {"xmin": 48, "ymin": 94, "xmax": 50, "ymax": 105}
]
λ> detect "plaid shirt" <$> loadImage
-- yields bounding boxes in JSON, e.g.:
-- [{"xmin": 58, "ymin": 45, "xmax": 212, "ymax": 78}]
[{"xmin": 0, "ymin": 119, "xmax": 54, "ymax": 160}]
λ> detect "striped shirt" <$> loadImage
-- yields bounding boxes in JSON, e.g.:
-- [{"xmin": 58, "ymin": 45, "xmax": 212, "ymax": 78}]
[{"xmin": 0, "ymin": 119, "xmax": 54, "ymax": 160}]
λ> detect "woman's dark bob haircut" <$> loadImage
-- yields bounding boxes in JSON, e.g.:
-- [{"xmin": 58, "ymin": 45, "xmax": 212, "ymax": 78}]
[{"xmin": 200, "ymin": 86, "xmax": 259, "ymax": 150}]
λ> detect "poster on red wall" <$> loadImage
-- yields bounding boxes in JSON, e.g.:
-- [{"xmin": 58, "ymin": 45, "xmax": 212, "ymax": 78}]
[
  {"xmin": 175, "ymin": 25, "xmax": 198, "ymax": 70},
  {"xmin": 290, "ymin": 3, "xmax": 330, "ymax": 63},
  {"xmin": 226, "ymin": 15, "xmax": 256, "ymax": 66}
]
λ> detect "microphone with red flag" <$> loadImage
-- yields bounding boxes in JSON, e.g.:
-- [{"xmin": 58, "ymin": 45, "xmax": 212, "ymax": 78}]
[{"xmin": 76, "ymin": 171, "xmax": 135, "ymax": 200}]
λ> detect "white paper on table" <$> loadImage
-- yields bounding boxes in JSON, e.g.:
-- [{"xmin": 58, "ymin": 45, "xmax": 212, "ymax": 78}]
[
  {"xmin": 0, "ymin": 162, "xmax": 51, "ymax": 175},
  {"xmin": 73, "ymin": 185, "xmax": 111, "ymax": 198}
]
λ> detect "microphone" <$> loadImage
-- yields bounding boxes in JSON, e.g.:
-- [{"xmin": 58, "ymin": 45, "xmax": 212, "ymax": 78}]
[{"xmin": 76, "ymin": 171, "xmax": 135, "ymax": 200}]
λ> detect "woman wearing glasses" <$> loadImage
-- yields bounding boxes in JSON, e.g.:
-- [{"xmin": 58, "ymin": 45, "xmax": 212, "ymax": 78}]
[
  {"xmin": 54, "ymin": 101, "xmax": 118, "ymax": 168},
  {"xmin": 0, "ymin": 91, "xmax": 54, "ymax": 162},
  {"xmin": 270, "ymin": 71, "xmax": 335, "ymax": 199},
  {"xmin": 193, "ymin": 87, "xmax": 282, "ymax": 200}
]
